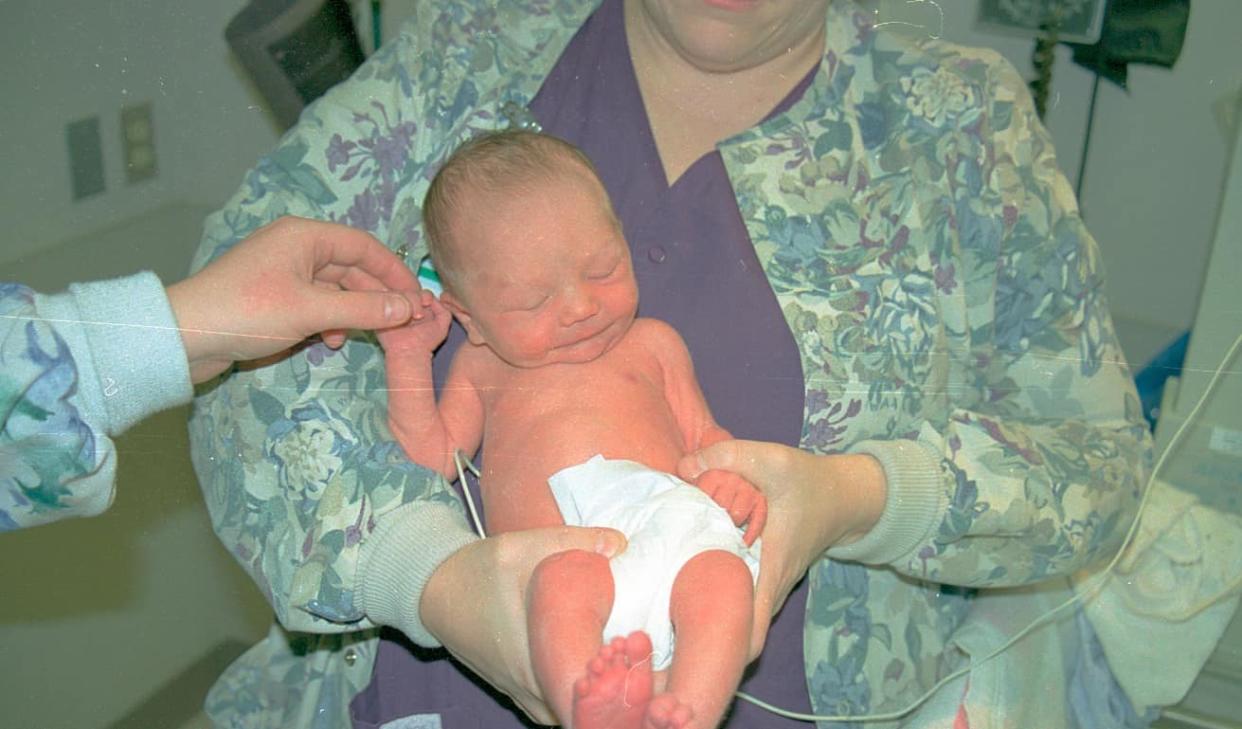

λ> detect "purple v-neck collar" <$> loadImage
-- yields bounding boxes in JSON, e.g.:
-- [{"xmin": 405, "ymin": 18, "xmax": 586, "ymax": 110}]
[{"xmin": 618, "ymin": 12, "xmax": 819, "ymax": 193}]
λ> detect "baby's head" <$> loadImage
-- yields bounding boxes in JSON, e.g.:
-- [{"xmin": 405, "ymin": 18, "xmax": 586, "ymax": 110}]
[{"xmin": 423, "ymin": 130, "xmax": 639, "ymax": 368}]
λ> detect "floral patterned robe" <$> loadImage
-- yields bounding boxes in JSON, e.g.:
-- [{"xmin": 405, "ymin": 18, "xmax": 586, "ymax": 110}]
[{"xmin": 179, "ymin": 1, "xmax": 1152, "ymax": 726}]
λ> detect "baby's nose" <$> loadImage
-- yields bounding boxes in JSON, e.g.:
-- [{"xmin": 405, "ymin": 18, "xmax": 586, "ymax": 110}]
[{"xmin": 560, "ymin": 287, "xmax": 599, "ymax": 325}]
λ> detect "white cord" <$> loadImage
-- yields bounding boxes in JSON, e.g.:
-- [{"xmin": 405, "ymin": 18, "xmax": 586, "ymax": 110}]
[
  {"xmin": 1147, "ymin": 573, "xmax": 1242, "ymax": 622},
  {"xmin": 454, "ymin": 449, "xmax": 487, "ymax": 537},
  {"xmin": 737, "ymin": 330, "xmax": 1242, "ymax": 723}
]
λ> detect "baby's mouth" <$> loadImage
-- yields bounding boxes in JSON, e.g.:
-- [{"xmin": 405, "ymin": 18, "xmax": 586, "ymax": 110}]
[{"xmin": 559, "ymin": 320, "xmax": 619, "ymax": 354}]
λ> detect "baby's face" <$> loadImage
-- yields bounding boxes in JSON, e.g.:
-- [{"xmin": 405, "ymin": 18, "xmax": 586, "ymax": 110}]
[{"xmin": 449, "ymin": 171, "xmax": 638, "ymax": 368}]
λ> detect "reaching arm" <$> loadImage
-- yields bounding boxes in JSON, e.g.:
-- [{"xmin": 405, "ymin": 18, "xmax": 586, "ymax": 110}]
[
  {"xmin": 1, "ymin": 222, "xmax": 421, "ymax": 532},
  {"xmin": 378, "ymin": 294, "xmax": 484, "ymax": 479}
]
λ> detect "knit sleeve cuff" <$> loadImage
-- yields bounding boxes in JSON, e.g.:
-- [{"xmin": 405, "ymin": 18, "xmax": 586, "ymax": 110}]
[
  {"xmin": 356, "ymin": 501, "xmax": 481, "ymax": 647},
  {"xmin": 827, "ymin": 439, "xmax": 945, "ymax": 566},
  {"xmin": 38, "ymin": 272, "xmax": 192, "ymax": 435}
]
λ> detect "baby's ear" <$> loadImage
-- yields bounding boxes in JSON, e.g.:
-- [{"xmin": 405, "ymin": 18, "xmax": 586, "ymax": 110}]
[{"xmin": 440, "ymin": 291, "xmax": 486, "ymax": 346}]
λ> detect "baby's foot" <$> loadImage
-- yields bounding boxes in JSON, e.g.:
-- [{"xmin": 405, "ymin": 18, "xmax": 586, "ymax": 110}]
[
  {"xmin": 644, "ymin": 693, "xmax": 694, "ymax": 729},
  {"xmin": 573, "ymin": 632, "xmax": 655, "ymax": 729}
]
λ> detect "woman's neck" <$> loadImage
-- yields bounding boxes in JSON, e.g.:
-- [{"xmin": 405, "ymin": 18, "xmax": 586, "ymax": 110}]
[{"xmin": 624, "ymin": 0, "xmax": 826, "ymax": 185}]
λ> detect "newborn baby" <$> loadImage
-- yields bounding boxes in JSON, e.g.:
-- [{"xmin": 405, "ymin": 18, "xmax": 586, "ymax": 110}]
[{"xmin": 379, "ymin": 130, "xmax": 765, "ymax": 729}]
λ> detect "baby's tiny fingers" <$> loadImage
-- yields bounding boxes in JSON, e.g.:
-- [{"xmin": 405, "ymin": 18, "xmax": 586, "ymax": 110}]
[
  {"xmin": 323, "ymin": 329, "xmax": 348, "ymax": 348},
  {"xmin": 728, "ymin": 498, "xmax": 753, "ymax": 527},
  {"xmin": 743, "ymin": 499, "xmax": 767, "ymax": 546}
]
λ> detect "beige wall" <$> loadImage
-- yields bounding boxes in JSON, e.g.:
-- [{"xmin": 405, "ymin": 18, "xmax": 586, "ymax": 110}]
[{"xmin": 0, "ymin": 0, "xmax": 282, "ymax": 269}]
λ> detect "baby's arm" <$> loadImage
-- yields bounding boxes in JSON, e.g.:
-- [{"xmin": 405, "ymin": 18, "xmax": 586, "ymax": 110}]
[
  {"xmin": 379, "ymin": 295, "xmax": 483, "ymax": 479},
  {"xmin": 643, "ymin": 319, "xmax": 767, "ymax": 545}
]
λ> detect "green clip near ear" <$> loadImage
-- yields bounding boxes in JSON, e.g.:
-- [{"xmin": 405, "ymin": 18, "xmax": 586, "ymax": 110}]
[{"xmin": 417, "ymin": 259, "xmax": 443, "ymax": 295}]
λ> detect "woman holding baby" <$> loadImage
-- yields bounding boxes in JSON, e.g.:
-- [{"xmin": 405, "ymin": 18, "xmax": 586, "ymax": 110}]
[{"xmin": 187, "ymin": 0, "xmax": 1151, "ymax": 727}]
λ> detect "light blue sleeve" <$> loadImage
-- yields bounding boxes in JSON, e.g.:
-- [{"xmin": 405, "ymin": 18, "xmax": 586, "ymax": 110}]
[{"xmin": 0, "ymin": 272, "xmax": 191, "ymax": 531}]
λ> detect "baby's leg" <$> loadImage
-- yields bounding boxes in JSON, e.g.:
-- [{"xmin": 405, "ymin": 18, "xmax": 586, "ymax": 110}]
[
  {"xmin": 527, "ymin": 549, "xmax": 652, "ymax": 729},
  {"xmin": 651, "ymin": 549, "xmax": 755, "ymax": 729}
]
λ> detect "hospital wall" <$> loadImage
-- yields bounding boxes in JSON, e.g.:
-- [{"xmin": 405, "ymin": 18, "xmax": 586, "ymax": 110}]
[{"xmin": 0, "ymin": 1, "xmax": 1239, "ymax": 728}]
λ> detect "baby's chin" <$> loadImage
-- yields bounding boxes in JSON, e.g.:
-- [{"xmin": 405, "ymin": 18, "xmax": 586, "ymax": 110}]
[
  {"xmin": 539, "ymin": 339, "xmax": 615, "ymax": 366},
  {"xmin": 509, "ymin": 323, "xmax": 628, "ymax": 368},
  {"xmin": 560, "ymin": 319, "xmax": 633, "ymax": 362}
]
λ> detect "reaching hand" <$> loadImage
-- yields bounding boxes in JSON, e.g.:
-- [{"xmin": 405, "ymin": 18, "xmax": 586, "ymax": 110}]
[
  {"xmin": 420, "ymin": 526, "xmax": 628, "ymax": 725},
  {"xmin": 376, "ymin": 290, "xmax": 453, "ymax": 355},
  {"xmin": 167, "ymin": 216, "xmax": 420, "ymax": 383},
  {"xmin": 694, "ymin": 469, "xmax": 767, "ymax": 546},
  {"xmin": 678, "ymin": 439, "xmax": 887, "ymax": 660}
]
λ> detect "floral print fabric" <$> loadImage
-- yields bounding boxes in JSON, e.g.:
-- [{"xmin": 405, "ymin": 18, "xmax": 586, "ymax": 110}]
[
  {"xmin": 0, "ymin": 284, "xmax": 99, "ymax": 531},
  {"xmin": 185, "ymin": 1, "xmax": 1152, "ymax": 726}
]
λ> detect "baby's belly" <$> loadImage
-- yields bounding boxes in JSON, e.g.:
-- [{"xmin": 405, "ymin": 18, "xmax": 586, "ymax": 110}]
[{"xmin": 478, "ymin": 414, "xmax": 685, "ymax": 534}]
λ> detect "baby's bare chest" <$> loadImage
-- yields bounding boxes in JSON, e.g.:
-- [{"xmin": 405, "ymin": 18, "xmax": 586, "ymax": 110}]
[
  {"xmin": 485, "ymin": 356, "xmax": 668, "ymax": 433},
  {"xmin": 475, "ymin": 349, "xmax": 687, "ymax": 480}
]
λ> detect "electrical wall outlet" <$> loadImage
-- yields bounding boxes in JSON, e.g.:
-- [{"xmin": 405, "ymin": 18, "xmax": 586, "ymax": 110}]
[
  {"xmin": 66, "ymin": 115, "xmax": 106, "ymax": 200},
  {"xmin": 121, "ymin": 102, "xmax": 157, "ymax": 183}
]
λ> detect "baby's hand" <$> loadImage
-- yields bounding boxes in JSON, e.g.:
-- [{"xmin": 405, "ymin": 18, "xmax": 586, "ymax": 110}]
[
  {"xmin": 376, "ymin": 289, "xmax": 451, "ymax": 354},
  {"xmin": 695, "ymin": 470, "xmax": 767, "ymax": 547}
]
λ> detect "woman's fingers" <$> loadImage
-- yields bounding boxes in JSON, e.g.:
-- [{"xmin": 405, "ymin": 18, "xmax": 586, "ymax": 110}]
[
  {"xmin": 679, "ymin": 438, "xmax": 776, "ymax": 486},
  {"xmin": 173, "ymin": 216, "xmax": 428, "ymax": 382},
  {"xmin": 300, "ymin": 217, "xmax": 419, "ymax": 291},
  {"xmin": 297, "ymin": 288, "xmax": 414, "ymax": 334},
  {"xmin": 747, "ymin": 577, "xmax": 777, "ymax": 659}
]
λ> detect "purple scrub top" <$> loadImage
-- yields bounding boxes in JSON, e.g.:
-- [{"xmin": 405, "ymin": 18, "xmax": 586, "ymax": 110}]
[{"xmin": 352, "ymin": 0, "xmax": 813, "ymax": 725}]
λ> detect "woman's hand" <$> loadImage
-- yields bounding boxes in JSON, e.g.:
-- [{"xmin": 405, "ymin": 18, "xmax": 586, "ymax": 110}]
[
  {"xmin": 678, "ymin": 440, "xmax": 887, "ymax": 659},
  {"xmin": 167, "ymin": 216, "xmax": 421, "ymax": 383},
  {"xmin": 419, "ymin": 526, "xmax": 627, "ymax": 725}
]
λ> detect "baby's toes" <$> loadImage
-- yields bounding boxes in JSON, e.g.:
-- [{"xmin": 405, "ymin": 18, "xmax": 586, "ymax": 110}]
[{"xmin": 644, "ymin": 694, "xmax": 693, "ymax": 729}]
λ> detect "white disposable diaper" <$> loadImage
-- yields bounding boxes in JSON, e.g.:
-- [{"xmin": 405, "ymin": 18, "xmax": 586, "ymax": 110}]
[{"xmin": 548, "ymin": 455, "xmax": 761, "ymax": 670}]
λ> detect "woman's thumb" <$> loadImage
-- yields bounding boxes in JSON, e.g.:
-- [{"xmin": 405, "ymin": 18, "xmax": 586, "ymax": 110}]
[
  {"xmin": 528, "ymin": 526, "xmax": 627, "ymax": 564},
  {"xmin": 314, "ymin": 289, "xmax": 413, "ymax": 333},
  {"xmin": 677, "ymin": 439, "xmax": 755, "ymax": 482},
  {"xmin": 577, "ymin": 527, "xmax": 627, "ymax": 559}
]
